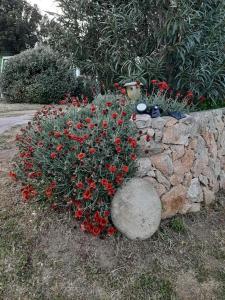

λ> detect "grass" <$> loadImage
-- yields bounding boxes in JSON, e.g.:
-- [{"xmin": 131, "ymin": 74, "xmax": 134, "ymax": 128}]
[
  {"xmin": 169, "ymin": 216, "xmax": 186, "ymax": 233},
  {"xmin": 0, "ymin": 103, "xmax": 41, "ymax": 114},
  {"xmin": 0, "ymin": 127, "xmax": 225, "ymax": 299}
]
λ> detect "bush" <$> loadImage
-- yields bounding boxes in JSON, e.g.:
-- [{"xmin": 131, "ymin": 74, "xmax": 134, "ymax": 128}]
[
  {"xmin": 10, "ymin": 99, "xmax": 138, "ymax": 237},
  {"xmin": 1, "ymin": 46, "xmax": 76, "ymax": 104},
  {"xmin": 52, "ymin": 0, "xmax": 225, "ymax": 105}
]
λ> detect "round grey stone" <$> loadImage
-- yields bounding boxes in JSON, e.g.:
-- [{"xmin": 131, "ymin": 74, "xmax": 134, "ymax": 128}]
[{"xmin": 111, "ymin": 178, "xmax": 162, "ymax": 240}]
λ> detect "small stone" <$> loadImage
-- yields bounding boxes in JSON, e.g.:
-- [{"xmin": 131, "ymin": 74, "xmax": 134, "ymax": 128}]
[
  {"xmin": 187, "ymin": 178, "xmax": 203, "ymax": 203},
  {"xmin": 202, "ymin": 131, "xmax": 217, "ymax": 159},
  {"xmin": 111, "ymin": 178, "xmax": 162, "ymax": 240},
  {"xmin": 134, "ymin": 114, "xmax": 151, "ymax": 129},
  {"xmin": 188, "ymin": 138, "xmax": 198, "ymax": 150},
  {"xmin": 136, "ymin": 157, "xmax": 152, "ymax": 177},
  {"xmin": 151, "ymin": 117, "xmax": 166, "ymax": 130},
  {"xmin": 180, "ymin": 202, "xmax": 201, "ymax": 214},
  {"xmin": 161, "ymin": 184, "xmax": 187, "ymax": 218},
  {"xmin": 183, "ymin": 172, "xmax": 193, "ymax": 186},
  {"xmin": 181, "ymin": 149, "xmax": 195, "ymax": 171},
  {"xmin": 144, "ymin": 177, "xmax": 167, "ymax": 197},
  {"xmin": 199, "ymin": 175, "xmax": 208, "ymax": 186},
  {"xmin": 203, "ymin": 188, "xmax": 215, "ymax": 205},
  {"xmin": 154, "ymin": 129, "xmax": 163, "ymax": 142},
  {"xmin": 155, "ymin": 170, "xmax": 171, "ymax": 190},
  {"xmin": 162, "ymin": 123, "xmax": 193, "ymax": 145},
  {"xmin": 165, "ymin": 118, "xmax": 178, "ymax": 127},
  {"xmin": 173, "ymin": 159, "xmax": 187, "ymax": 176},
  {"xmin": 219, "ymin": 171, "xmax": 225, "ymax": 190},
  {"xmin": 138, "ymin": 138, "xmax": 163, "ymax": 156},
  {"xmin": 151, "ymin": 154, "xmax": 174, "ymax": 176},
  {"xmin": 171, "ymin": 145, "xmax": 185, "ymax": 161},
  {"xmin": 147, "ymin": 128, "xmax": 155, "ymax": 137},
  {"xmin": 170, "ymin": 174, "xmax": 184, "ymax": 186}
]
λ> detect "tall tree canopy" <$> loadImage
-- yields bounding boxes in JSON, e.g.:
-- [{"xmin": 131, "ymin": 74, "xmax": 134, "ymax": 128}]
[
  {"xmin": 51, "ymin": 0, "xmax": 225, "ymax": 102},
  {"xmin": 0, "ymin": 0, "xmax": 42, "ymax": 54}
]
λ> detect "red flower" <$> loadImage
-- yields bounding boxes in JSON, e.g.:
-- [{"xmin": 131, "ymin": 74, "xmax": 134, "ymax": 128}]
[
  {"xmin": 50, "ymin": 152, "xmax": 57, "ymax": 159},
  {"xmin": 151, "ymin": 79, "xmax": 158, "ymax": 84},
  {"xmin": 116, "ymin": 146, "xmax": 122, "ymax": 153},
  {"xmin": 114, "ymin": 137, "xmax": 121, "ymax": 145},
  {"xmin": 111, "ymin": 112, "xmax": 118, "ymax": 119},
  {"xmin": 77, "ymin": 152, "xmax": 86, "ymax": 160},
  {"xmin": 108, "ymin": 165, "xmax": 117, "ymax": 173},
  {"xmin": 87, "ymin": 179, "xmax": 96, "ymax": 189},
  {"xmin": 92, "ymin": 226, "xmax": 101, "ymax": 236},
  {"xmin": 115, "ymin": 173, "xmax": 124, "ymax": 184},
  {"xmin": 114, "ymin": 82, "xmax": 120, "ymax": 89},
  {"xmin": 56, "ymin": 144, "xmax": 63, "ymax": 152},
  {"xmin": 94, "ymin": 211, "xmax": 101, "ymax": 223},
  {"xmin": 122, "ymin": 165, "xmax": 129, "ymax": 173},
  {"xmin": 90, "ymin": 104, "xmax": 96, "ymax": 112},
  {"xmin": 128, "ymin": 138, "xmax": 137, "ymax": 148},
  {"xmin": 85, "ymin": 117, "xmax": 91, "ymax": 123},
  {"xmin": 120, "ymin": 88, "xmax": 127, "ymax": 95},
  {"xmin": 89, "ymin": 123, "xmax": 95, "ymax": 130},
  {"xmin": 121, "ymin": 111, "xmax": 127, "ymax": 117},
  {"xmin": 76, "ymin": 122, "xmax": 83, "ymax": 129},
  {"xmin": 83, "ymin": 189, "xmax": 92, "ymax": 200},
  {"xmin": 104, "ymin": 210, "xmax": 110, "ymax": 217},
  {"xmin": 45, "ymin": 186, "xmax": 53, "ymax": 198},
  {"xmin": 102, "ymin": 120, "xmax": 108, "ymax": 129},
  {"xmin": 145, "ymin": 135, "xmax": 151, "ymax": 142},
  {"xmin": 131, "ymin": 153, "xmax": 137, "ymax": 160},
  {"xmin": 186, "ymin": 91, "xmax": 193, "ymax": 98},
  {"xmin": 106, "ymin": 102, "xmax": 112, "ymax": 107},
  {"xmin": 99, "ymin": 218, "xmax": 107, "ymax": 227},
  {"xmin": 9, "ymin": 171, "xmax": 17, "ymax": 181},
  {"xmin": 76, "ymin": 181, "xmax": 84, "ymax": 189},
  {"xmin": 117, "ymin": 119, "xmax": 123, "ymax": 126},
  {"xmin": 54, "ymin": 131, "xmax": 62, "ymax": 138},
  {"xmin": 89, "ymin": 147, "xmax": 96, "ymax": 155},
  {"xmin": 75, "ymin": 209, "xmax": 83, "ymax": 219},
  {"xmin": 107, "ymin": 226, "xmax": 117, "ymax": 236},
  {"xmin": 131, "ymin": 113, "xmax": 136, "ymax": 121},
  {"xmin": 157, "ymin": 81, "xmax": 169, "ymax": 91},
  {"xmin": 21, "ymin": 185, "xmax": 37, "ymax": 202},
  {"xmin": 101, "ymin": 178, "xmax": 109, "ymax": 187}
]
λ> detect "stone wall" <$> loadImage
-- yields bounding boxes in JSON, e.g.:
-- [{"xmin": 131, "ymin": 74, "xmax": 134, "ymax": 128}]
[{"xmin": 134, "ymin": 108, "xmax": 225, "ymax": 219}]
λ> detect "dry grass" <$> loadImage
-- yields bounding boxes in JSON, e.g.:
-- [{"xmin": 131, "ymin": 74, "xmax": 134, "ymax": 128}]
[
  {"xmin": 1, "ymin": 128, "xmax": 225, "ymax": 300},
  {"xmin": 0, "ymin": 103, "xmax": 41, "ymax": 116}
]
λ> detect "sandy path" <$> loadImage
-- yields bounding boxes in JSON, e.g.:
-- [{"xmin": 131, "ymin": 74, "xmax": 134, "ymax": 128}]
[{"xmin": 0, "ymin": 112, "xmax": 35, "ymax": 134}]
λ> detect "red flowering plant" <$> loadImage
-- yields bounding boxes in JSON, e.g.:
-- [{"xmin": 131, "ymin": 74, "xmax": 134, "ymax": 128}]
[{"xmin": 10, "ymin": 98, "xmax": 138, "ymax": 237}]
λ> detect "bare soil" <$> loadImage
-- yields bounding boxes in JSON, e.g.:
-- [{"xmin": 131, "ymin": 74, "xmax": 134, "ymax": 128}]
[{"xmin": 1, "ymin": 126, "xmax": 225, "ymax": 300}]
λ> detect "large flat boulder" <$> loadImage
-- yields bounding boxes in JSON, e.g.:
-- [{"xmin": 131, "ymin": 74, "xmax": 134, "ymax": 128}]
[{"xmin": 111, "ymin": 178, "xmax": 162, "ymax": 240}]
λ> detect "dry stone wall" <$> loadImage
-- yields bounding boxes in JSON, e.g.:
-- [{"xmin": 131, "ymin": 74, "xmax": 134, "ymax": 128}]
[{"xmin": 134, "ymin": 108, "xmax": 225, "ymax": 218}]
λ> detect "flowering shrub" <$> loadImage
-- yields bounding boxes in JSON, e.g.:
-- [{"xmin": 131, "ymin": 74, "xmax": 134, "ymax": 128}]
[
  {"xmin": 10, "ymin": 98, "xmax": 138, "ymax": 237},
  {"xmin": 147, "ymin": 80, "xmax": 196, "ymax": 113}
]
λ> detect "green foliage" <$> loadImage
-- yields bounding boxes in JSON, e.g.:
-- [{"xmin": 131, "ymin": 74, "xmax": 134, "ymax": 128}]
[
  {"xmin": 146, "ymin": 91, "xmax": 195, "ymax": 114},
  {"xmin": 170, "ymin": 217, "xmax": 186, "ymax": 233},
  {"xmin": 1, "ymin": 46, "xmax": 76, "ymax": 104},
  {"xmin": 0, "ymin": 0, "xmax": 42, "ymax": 54},
  {"xmin": 52, "ymin": 0, "xmax": 225, "ymax": 105}
]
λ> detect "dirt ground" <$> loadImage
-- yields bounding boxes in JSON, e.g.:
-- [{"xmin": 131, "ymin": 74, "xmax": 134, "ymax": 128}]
[{"xmin": 1, "ymin": 126, "xmax": 225, "ymax": 300}]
